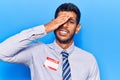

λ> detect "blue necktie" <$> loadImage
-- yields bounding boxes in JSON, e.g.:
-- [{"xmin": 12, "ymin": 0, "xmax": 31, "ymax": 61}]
[{"xmin": 61, "ymin": 51, "xmax": 72, "ymax": 80}]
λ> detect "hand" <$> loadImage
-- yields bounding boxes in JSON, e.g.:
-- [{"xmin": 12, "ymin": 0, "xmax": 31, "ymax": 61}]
[{"xmin": 45, "ymin": 14, "xmax": 70, "ymax": 33}]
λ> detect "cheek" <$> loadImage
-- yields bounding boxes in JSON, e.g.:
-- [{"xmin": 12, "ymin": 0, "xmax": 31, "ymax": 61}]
[{"xmin": 69, "ymin": 27, "xmax": 76, "ymax": 34}]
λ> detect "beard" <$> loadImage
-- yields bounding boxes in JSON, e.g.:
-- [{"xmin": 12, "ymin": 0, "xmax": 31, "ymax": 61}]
[{"xmin": 54, "ymin": 29, "xmax": 75, "ymax": 44}]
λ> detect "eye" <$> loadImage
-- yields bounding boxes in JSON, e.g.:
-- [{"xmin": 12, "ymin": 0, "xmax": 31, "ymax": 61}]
[{"xmin": 69, "ymin": 19, "xmax": 75, "ymax": 24}]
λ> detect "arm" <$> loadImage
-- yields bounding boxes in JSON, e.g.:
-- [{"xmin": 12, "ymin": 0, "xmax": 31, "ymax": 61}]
[
  {"xmin": 0, "ymin": 14, "xmax": 70, "ymax": 65},
  {"xmin": 87, "ymin": 58, "xmax": 100, "ymax": 80},
  {"xmin": 0, "ymin": 25, "xmax": 46, "ymax": 64}
]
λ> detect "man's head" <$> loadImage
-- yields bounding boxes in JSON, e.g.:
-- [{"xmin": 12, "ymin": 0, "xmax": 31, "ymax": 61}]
[
  {"xmin": 54, "ymin": 3, "xmax": 81, "ymax": 44},
  {"xmin": 55, "ymin": 3, "xmax": 81, "ymax": 24}
]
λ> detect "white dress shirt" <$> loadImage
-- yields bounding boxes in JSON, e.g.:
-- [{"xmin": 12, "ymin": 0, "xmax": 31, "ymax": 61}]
[{"xmin": 0, "ymin": 25, "xmax": 100, "ymax": 80}]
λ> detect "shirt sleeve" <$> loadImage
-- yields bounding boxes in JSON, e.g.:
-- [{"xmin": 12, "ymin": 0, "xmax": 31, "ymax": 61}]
[
  {"xmin": 87, "ymin": 57, "xmax": 100, "ymax": 80},
  {"xmin": 0, "ymin": 25, "xmax": 46, "ymax": 65}
]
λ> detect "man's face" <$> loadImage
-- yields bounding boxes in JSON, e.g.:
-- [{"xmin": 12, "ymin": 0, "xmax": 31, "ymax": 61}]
[{"xmin": 54, "ymin": 11, "xmax": 80, "ymax": 44}]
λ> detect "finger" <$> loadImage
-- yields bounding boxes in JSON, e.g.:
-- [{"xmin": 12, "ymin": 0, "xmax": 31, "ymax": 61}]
[{"xmin": 56, "ymin": 15, "xmax": 70, "ymax": 23}]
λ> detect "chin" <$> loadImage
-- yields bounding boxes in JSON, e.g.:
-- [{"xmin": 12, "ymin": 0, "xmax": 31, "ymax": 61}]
[
  {"xmin": 56, "ymin": 37, "xmax": 73, "ymax": 44},
  {"xmin": 54, "ymin": 31, "xmax": 74, "ymax": 44}
]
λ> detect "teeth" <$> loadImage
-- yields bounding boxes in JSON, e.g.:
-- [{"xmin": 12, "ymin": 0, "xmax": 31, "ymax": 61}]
[
  {"xmin": 59, "ymin": 30, "xmax": 67, "ymax": 35},
  {"xmin": 61, "ymin": 31, "xmax": 67, "ymax": 33}
]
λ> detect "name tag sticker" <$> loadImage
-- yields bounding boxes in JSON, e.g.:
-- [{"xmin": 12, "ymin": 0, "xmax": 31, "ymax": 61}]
[{"xmin": 44, "ymin": 57, "xmax": 59, "ymax": 71}]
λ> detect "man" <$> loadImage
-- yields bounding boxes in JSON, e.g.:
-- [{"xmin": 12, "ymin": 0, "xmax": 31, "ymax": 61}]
[{"xmin": 0, "ymin": 3, "xmax": 100, "ymax": 80}]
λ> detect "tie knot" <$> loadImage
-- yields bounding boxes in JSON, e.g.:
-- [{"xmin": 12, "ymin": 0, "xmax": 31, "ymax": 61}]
[{"xmin": 61, "ymin": 51, "xmax": 69, "ymax": 58}]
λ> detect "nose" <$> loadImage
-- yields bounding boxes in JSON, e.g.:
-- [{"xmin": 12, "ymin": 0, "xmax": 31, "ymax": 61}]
[{"xmin": 62, "ymin": 22, "xmax": 68, "ymax": 28}]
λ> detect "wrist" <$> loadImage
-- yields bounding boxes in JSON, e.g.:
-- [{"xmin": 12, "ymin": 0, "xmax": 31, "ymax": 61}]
[{"xmin": 44, "ymin": 23, "xmax": 51, "ymax": 33}]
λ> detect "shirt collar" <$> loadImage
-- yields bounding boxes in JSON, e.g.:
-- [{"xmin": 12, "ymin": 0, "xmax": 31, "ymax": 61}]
[{"xmin": 49, "ymin": 40, "xmax": 75, "ymax": 55}]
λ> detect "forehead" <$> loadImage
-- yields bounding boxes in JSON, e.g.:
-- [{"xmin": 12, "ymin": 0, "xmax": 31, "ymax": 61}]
[{"xmin": 58, "ymin": 11, "xmax": 77, "ymax": 20}]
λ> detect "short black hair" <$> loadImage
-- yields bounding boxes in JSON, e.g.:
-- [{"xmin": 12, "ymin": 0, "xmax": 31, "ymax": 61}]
[{"xmin": 55, "ymin": 3, "xmax": 81, "ymax": 24}]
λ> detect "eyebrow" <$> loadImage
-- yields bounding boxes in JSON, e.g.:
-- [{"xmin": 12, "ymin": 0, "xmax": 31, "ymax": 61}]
[{"xmin": 69, "ymin": 17, "xmax": 76, "ymax": 21}]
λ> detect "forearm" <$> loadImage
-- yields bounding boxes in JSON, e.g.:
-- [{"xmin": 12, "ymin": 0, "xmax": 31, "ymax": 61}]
[
  {"xmin": 0, "ymin": 14, "xmax": 70, "ymax": 61},
  {"xmin": 0, "ymin": 25, "xmax": 46, "ymax": 60}
]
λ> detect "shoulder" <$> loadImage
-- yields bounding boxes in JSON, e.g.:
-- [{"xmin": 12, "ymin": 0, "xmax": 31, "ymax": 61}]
[
  {"xmin": 73, "ymin": 46, "xmax": 97, "ymax": 62},
  {"xmin": 24, "ymin": 42, "xmax": 49, "ymax": 58},
  {"xmin": 24, "ymin": 42, "xmax": 47, "ymax": 52},
  {"xmin": 29, "ymin": 42, "xmax": 47, "ymax": 49}
]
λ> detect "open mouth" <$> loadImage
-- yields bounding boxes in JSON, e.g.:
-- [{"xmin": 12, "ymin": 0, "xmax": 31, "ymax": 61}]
[{"xmin": 59, "ymin": 29, "xmax": 69, "ymax": 36}]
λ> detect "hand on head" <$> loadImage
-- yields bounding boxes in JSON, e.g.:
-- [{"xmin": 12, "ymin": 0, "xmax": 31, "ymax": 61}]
[{"xmin": 45, "ymin": 14, "xmax": 70, "ymax": 33}]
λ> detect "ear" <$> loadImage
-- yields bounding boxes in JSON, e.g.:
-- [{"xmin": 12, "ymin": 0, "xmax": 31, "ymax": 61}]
[{"xmin": 75, "ymin": 24, "xmax": 81, "ymax": 34}]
